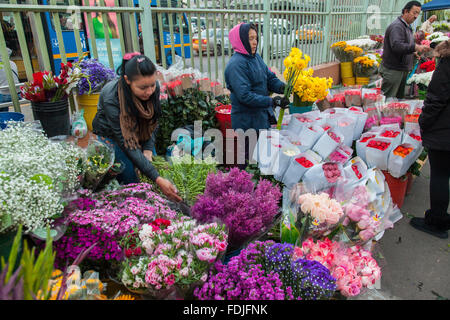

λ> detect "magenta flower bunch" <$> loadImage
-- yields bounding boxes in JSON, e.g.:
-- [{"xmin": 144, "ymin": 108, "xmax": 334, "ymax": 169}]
[
  {"xmin": 192, "ymin": 168, "xmax": 282, "ymax": 248},
  {"xmin": 53, "ymin": 183, "xmax": 177, "ymax": 267},
  {"xmin": 194, "ymin": 241, "xmax": 291, "ymax": 300}
]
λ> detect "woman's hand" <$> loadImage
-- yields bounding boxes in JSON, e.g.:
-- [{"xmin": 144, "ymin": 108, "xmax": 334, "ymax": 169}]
[
  {"xmin": 156, "ymin": 177, "xmax": 182, "ymax": 202},
  {"xmin": 143, "ymin": 150, "xmax": 153, "ymax": 162}
]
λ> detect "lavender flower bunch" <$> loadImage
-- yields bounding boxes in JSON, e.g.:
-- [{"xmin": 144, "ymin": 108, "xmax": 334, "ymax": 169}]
[
  {"xmin": 77, "ymin": 58, "xmax": 116, "ymax": 95},
  {"xmin": 194, "ymin": 241, "xmax": 294, "ymax": 300},
  {"xmin": 192, "ymin": 168, "xmax": 282, "ymax": 249},
  {"xmin": 264, "ymin": 243, "xmax": 337, "ymax": 300}
]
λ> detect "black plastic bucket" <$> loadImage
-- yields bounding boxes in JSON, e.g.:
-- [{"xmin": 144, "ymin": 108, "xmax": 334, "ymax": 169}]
[{"xmin": 32, "ymin": 99, "xmax": 70, "ymax": 138}]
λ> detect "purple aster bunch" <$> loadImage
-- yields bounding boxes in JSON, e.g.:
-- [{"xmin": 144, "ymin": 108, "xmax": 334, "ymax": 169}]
[
  {"xmin": 77, "ymin": 58, "xmax": 116, "ymax": 95},
  {"xmin": 192, "ymin": 168, "xmax": 282, "ymax": 249},
  {"xmin": 52, "ymin": 183, "xmax": 177, "ymax": 268},
  {"xmin": 264, "ymin": 243, "xmax": 337, "ymax": 300},
  {"xmin": 194, "ymin": 241, "xmax": 294, "ymax": 300}
]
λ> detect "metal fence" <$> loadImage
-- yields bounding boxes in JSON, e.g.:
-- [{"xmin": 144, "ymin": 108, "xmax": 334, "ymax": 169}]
[{"xmin": 0, "ymin": 0, "xmax": 410, "ymax": 113}]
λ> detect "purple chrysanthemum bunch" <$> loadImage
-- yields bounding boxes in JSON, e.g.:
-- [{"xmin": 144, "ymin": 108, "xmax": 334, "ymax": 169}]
[
  {"xmin": 53, "ymin": 183, "xmax": 177, "ymax": 267},
  {"xmin": 191, "ymin": 168, "xmax": 282, "ymax": 248},
  {"xmin": 194, "ymin": 241, "xmax": 337, "ymax": 300},
  {"xmin": 77, "ymin": 58, "xmax": 116, "ymax": 95},
  {"xmin": 194, "ymin": 241, "xmax": 293, "ymax": 300}
]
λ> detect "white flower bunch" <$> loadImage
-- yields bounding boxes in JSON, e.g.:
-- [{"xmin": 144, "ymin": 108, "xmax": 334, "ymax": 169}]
[
  {"xmin": 426, "ymin": 32, "xmax": 445, "ymax": 41},
  {"xmin": 0, "ymin": 122, "xmax": 83, "ymax": 193},
  {"xmin": 0, "ymin": 172, "xmax": 63, "ymax": 233},
  {"xmin": 431, "ymin": 35, "xmax": 450, "ymax": 44},
  {"xmin": 346, "ymin": 38, "xmax": 378, "ymax": 51},
  {"xmin": 407, "ymin": 71, "xmax": 435, "ymax": 87}
]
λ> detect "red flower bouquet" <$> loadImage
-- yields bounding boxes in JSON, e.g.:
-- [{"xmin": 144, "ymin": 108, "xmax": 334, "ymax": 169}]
[
  {"xmin": 20, "ymin": 62, "xmax": 86, "ymax": 102},
  {"xmin": 420, "ymin": 60, "xmax": 436, "ymax": 73}
]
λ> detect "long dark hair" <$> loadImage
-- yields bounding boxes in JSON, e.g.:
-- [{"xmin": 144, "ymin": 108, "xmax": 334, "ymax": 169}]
[{"xmin": 117, "ymin": 54, "xmax": 161, "ymax": 125}]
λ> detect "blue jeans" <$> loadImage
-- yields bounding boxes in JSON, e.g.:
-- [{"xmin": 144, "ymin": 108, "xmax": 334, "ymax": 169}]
[
  {"xmin": 97, "ymin": 136, "xmax": 139, "ymax": 185},
  {"xmin": 97, "ymin": 136, "xmax": 157, "ymax": 185}
]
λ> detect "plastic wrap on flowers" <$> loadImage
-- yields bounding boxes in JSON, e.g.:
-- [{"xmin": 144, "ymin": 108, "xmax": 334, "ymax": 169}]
[
  {"xmin": 312, "ymin": 128, "xmax": 344, "ymax": 160},
  {"xmin": 388, "ymin": 143, "xmax": 423, "ymax": 178},
  {"xmin": 293, "ymin": 238, "xmax": 381, "ymax": 298},
  {"xmin": 273, "ymin": 145, "xmax": 301, "ymax": 182},
  {"xmin": 302, "ymin": 162, "xmax": 344, "ymax": 193},
  {"xmin": 296, "ymin": 192, "xmax": 345, "ymax": 241},
  {"xmin": 81, "ymin": 139, "xmax": 115, "ymax": 191},
  {"xmin": 281, "ymin": 151, "xmax": 321, "ymax": 188},
  {"xmin": 119, "ymin": 215, "xmax": 228, "ymax": 300}
]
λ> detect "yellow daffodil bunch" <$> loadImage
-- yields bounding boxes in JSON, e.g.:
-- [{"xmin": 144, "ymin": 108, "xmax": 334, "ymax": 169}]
[
  {"xmin": 293, "ymin": 68, "xmax": 333, "ymax": 103},
  {"xmin": 282, "ymin": 48, "xmax": 333, "ymax": 105},
  {"xmin": 353, "ymin": 56, "xmax": 378, "ymax": 77}
]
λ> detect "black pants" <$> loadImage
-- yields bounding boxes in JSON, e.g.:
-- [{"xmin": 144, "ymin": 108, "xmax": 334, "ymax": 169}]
[{"xmin": 427, "ymin": 149, "xmax": 450, "ymax": 228}]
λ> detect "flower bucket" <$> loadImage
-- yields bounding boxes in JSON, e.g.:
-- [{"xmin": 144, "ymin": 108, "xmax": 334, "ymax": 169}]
[
  {"xmin": 0, "ymin": 112, "xmax": 24, "ymax": 130},
  {"xmin": 341, "ymin": 77, "xmax": 356, "ymax": 86},
  {"xmin": 31, "ymin": 99, "xmax": 70, "ymax": 138},
  {"xmin": 222, "ymin": 247, "xmax": 243, "ymax": 265},
  {"xmin": 289, "ymin": 98, "xmax": 314, "ymax": 115},
  {"xmin": 382, "ymin": 170, "xmax": 408, "ymax": 209},
  {"xmin": 340, "ymin": 62, "xmax": 354, "ymax": 79},
  {"xmin": 214, "ymin": 103, "xmax": 232, "ymax": 136},
  {"xmin": 77, "ymin": 93, "xmax": 100, "ymax": 131},
  {"xmin": 356, "ymin": 77, "xmax": 370, "ymax": 86},
  {"xmin": 405, "ymin": 172, "xmax": 414, "ymax": 196}
]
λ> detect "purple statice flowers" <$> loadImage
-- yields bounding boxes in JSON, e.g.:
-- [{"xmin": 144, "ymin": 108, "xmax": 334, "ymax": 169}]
[
  {"xmin": 194, "ymin": 241, "xmax": 337, "ymax": 300},
  {"xmin": 192, "ymin": 168, "xmax": 282, "ymax": 248},
  {"xmin": 53, "ymin": 183, "xmax": 177, "ymax": 267},
  {"xmin": 77, "ymin": 58, "xmax": 116, "ymax": 95}
]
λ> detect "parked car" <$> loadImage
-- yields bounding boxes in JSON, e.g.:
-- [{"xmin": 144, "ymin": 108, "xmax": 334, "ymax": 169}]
[
  {"xmin": 255, "ymin": 21, "xmax": 293, "ymax": 58},
  {"xmin": 295, "ymin": 23, "xmax": 324, "ymax": 44},
  {"xmin": 192, "ymin": 28, "xmax": 230, "ymax": 56}
]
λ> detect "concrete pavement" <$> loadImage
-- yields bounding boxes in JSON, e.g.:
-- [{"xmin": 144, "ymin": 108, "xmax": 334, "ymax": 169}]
[{"xmin": 376, "ymin": 160, "xmax": 450, "ymax": 300}]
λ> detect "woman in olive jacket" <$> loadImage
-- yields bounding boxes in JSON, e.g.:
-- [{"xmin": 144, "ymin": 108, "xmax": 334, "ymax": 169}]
[{"xmin": 411, "ymin": 40, "xmax": 450, "ymax": 239}]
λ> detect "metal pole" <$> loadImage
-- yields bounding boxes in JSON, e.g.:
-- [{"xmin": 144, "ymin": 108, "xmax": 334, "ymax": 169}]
[{"xmin": 140, "ymin": 0, "xmax": 156, "ymax": 61}]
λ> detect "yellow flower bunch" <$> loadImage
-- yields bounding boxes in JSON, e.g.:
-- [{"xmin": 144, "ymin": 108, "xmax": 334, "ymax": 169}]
[
  {"xmin": 353, "ymin": 56, "xmax": 377, "ymax": 77},
  {"xmin": 293, "ymin": 70, "xmax": 333, "ymax": 102},
  {"xmin": 331, "ymin": 41, "xmax": 347, "ymax": 49},
  {"xmin": 354, "ymin": 56, "xmax": 375, "ymax": 67},
  {"xmin": 331, "ymin": 42, "xmax": 364, "ymax": 62},
  {"xmin": 283, "ymin": 47, "xmax": 311, "ymax": 72}
]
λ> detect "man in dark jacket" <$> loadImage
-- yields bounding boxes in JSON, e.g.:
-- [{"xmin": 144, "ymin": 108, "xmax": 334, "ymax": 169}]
[
  {"xmin": 380, "ymin": 1, "xmax": 431, "ymax": 99},
  {"xmin": 411, "ymin": 40, "xmax": 450, "ymax": 239}
]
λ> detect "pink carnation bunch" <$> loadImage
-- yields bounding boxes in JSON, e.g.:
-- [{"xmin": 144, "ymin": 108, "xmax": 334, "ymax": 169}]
[
  {"xmin": 120, "ymin": 216, "xmax": 228, "ymax": 297},
  {"xmin": 293, "ymin": 238, "xmax": 381, "ymax": 297}
]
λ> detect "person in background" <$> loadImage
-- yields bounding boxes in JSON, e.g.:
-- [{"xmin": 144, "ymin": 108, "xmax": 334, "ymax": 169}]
[
  {"xmin": 420, "ymin": 15, "xmax": 438, "ymax": 34},
  {"xmin": 411, "ymin": 40, "xmax": 450, "ymax": 239},
  {"xmin": 224, "ymin": 23, "xmax": 289, "ymax": 169},
  {"xmin": 0, "ymin": 47, "xmax": 20, "ymax": 112},
  {"xmin": 380, "ymin": 1, "xmax": 431, "ymax": 99},
  {"xmin": 92, "ymin": 52, "xmax": 182, "ymax": 202}
]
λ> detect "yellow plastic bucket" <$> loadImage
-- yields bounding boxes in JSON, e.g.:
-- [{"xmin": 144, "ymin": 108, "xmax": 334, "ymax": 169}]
[
  {"xmin": 342, "ymin": 77, "xmax": 356, "ymax": 86},
  {"xmin": 356, "ymin": 77, "xmax": 370, "ymax": 86},
  {"xmin": 340, "ymin": 62, "xmax": 354, "ymax": 79},
  {"xmin": 77, "ymin": 93, "xmax": 100, "ymax": 131}
]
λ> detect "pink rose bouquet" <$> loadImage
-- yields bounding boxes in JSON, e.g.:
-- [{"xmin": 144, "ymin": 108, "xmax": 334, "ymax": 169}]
[
  {"xmin": 120, "ymin": 215, "xmax": 228, "ymax": 299},
  {"xmin": 293, "ymin": 237, "xmax": 381, "ymax": 297},
  {"xmin": 297, "ymin": 193, "xmax": 345, "ymax": 239}
]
